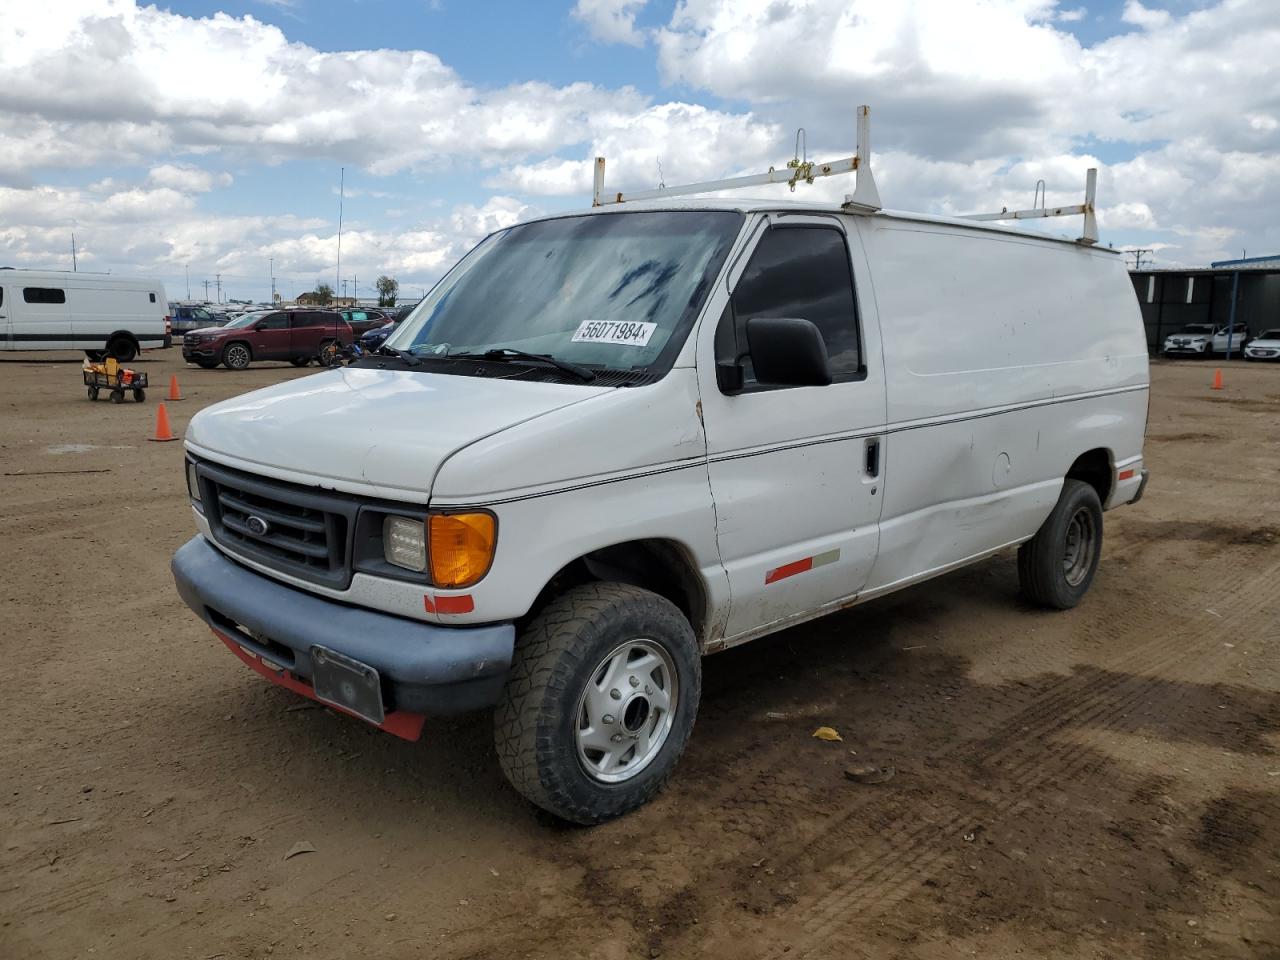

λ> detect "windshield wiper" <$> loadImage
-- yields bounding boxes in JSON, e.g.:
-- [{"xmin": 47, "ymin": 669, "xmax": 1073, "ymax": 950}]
[
  {"xmin": 442, "ymin": 348, "xmax": 597, "ymax": 382},
  {"xmin": 375, "ymin": 344, "xmax": 419, "ymax": 366}
]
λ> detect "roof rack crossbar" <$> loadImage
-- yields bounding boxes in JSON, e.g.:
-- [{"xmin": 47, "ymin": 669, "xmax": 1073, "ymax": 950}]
[
  {"xmin": 592, "ymin": 105, "xmax": 882, "ymax": 212},
  {"xmin": 960, "ymin": 168, "xmax": 1099, "ymax": 245}
]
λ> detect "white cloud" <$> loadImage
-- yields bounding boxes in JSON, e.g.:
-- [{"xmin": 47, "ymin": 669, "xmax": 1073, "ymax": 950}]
[
  {"xmin": 147, "ymin": 164, "xmax": 232, "ymax": 193},
  {"xmin": 572, "ymin": 0, "xmax": 649, "ymax": 46},
  {"xmin": 1056, "ymin": 6, "xmax": 1087, "ymax": 22},
  {"xmin": 1121, "ymin": 1, "xmax": 1171, "ymax": 29}
]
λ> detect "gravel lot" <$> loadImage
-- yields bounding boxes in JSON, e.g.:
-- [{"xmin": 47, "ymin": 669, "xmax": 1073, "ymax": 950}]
[{"xmin": 1, "ymin": 351, "xmax": 1277, "ymax": 960}]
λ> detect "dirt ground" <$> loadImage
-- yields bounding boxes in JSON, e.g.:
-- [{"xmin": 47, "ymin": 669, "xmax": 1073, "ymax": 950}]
[{"xmin": 1, "ymin": 351, "xmax": 1277, "ymax": 960}]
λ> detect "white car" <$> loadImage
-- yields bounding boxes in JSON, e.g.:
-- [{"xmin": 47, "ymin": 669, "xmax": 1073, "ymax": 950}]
[
  {"xmin": 1244, "ymin": 328, "xmax": 1280, "ymax": 361},
  {"xmin": 1162, "ymin": 322, "xmax": 1250, "ymax": 357},
  {"xmin": 172, "ymin": 197, "xmax": 1149, "ymax": 823}
]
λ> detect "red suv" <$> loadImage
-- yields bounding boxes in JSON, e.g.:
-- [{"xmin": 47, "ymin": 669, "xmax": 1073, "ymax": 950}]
[{"xmin": 182, "ymin": 310, "xmax": 353, "ymax": 370}]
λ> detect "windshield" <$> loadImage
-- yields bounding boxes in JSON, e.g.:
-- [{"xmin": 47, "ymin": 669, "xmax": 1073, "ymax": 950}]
[
  {"xmin": 388, "ymin": 210, "xmax": 744, "ymax": 373},
  {"xmin": 1180, "ymin": 325, "xmax": 1213, "ymax": 335},
  {"xmin": 1260, "ymin": 330, "xmax": 1280, "ymax": 340},
  {"xmin": 223, "ymin": 312, "xmax": 267, "ymax": 329}
]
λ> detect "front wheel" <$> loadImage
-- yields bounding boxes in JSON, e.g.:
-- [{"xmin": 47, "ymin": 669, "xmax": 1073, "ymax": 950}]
[
  {"xmin": 1018, "ymin": 479, "xmax": 1103, "ymax": 609},
  {"xmin": 222, "ymin": 342, "xmax": 251, "ymax": 370},
  {"xmin": 494, "ymin": 583, "xmax": 701, "ymax": 824}
]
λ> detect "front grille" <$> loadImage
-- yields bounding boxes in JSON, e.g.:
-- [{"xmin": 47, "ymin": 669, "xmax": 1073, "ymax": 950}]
[{"xmin": 198, "ymin": 462, "xmax": 357, "ymax": 588}]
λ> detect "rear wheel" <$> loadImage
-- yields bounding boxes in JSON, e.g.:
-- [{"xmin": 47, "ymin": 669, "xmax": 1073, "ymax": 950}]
[
  {"xmin": 222, "ymin": 342, "xmax": 251, "ymax": 370},
  {"xmin": 289, "ymin": 357, "xmax": 311, "ymax": 367},
  {"xmin": 494, "ymin": 583, "xmax": 701, "ymax": 824},
  {"xmin": 318, "ymin": 339, "xmax": 341, "ymax": 367},
  {"xmin": 106, "ymin": 336, "xmax": 138, "ymax": 363},
  {"xmin": 1018, "ymin": 479, "xmax": 1103, "ymax": 609}
]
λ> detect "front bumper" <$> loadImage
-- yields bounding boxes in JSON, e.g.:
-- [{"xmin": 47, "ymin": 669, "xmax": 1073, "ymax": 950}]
[{"xmin": 172, "ymin": 536, "xmax": 515, "ymax": 736}]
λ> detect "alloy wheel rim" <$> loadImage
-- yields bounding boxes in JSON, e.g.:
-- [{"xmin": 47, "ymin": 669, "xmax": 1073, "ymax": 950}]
[
  {"xmin": 574, "ymin": 639, "xmax": 678, "ymax": 784},
  {"xmin": 1062, "ymin": 507, "xmax": 1096, "ymax": 587},
  {"xmin": 227, "ymin": 345, "xmax": 249, "ymax": 367}
]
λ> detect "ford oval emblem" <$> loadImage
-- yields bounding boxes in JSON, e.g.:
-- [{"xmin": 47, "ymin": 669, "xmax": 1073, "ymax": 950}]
[{"xmin": 246, "ymin": 515, "xmax": 270, "ymax": 537}]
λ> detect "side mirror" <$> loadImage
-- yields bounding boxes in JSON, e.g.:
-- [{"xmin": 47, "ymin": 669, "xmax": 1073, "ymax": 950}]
[{"xmin": 745, "ymin": 317, "xmax": 832, "ymax": 388}]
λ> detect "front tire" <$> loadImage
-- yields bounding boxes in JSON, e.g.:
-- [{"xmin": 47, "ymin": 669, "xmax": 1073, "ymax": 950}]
[
  {"xmin": 222, "ymin": 342, "xmax": 252, "ymax": 370},
  {"xmin": 494, "ymin": 583, "xmax": 701, "ymax": 824},
  {"xmin": 1018, "ymin": 479, "xmax": 1103, "ymax": 609}
]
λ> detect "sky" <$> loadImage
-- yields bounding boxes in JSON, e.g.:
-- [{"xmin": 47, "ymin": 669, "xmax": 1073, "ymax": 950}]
[{"xmin": 0, "ymin": 0, "xmax": 1277, "ymax": 304}]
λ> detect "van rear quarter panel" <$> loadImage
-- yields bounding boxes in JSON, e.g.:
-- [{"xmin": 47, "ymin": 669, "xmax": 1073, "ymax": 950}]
[{"xmin": 856, "ymin": 218, "xmax": 1148, "ymax": 592}]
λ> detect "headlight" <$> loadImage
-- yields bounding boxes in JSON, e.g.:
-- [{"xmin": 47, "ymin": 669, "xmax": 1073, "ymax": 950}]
[
  {"xmin": 383, "ymin": 516, "xmax": 427, "ymax": 572},
  {"xmin": 428, "ymin": 512, "xmax": 497, "ymax": 588},
  {"xmin": 186, "ymin": 460, "xmax": 201, "ymax": 504}
]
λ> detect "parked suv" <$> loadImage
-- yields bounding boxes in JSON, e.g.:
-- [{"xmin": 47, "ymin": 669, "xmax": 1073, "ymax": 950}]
[
  {"xmin": 339, "ymin": 308, "xmax": 395, "ymax": 336},
  {"xmin": 1162, "ymin": 322, "xmax": 1250, "ymax": 357},
  {"xmin": 358, "ymin": 301, "xmax": 421, "ymax": 351},
  {"xmin": 182, "ymin": 309, "xmax": 352, "ymax": 369},
  {"xmin": 169, "ymin": 303, "xmax": 223, "ymax": 335}
]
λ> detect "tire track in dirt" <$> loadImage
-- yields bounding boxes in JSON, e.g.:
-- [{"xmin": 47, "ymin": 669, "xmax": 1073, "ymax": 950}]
[{"xmin": 751, "ymin": 557, "xmax": 1279, "ymax": 959}]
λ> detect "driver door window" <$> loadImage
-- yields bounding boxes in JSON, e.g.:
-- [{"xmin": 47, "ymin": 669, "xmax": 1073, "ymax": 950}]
[{"xmin": 717, "ymin": 226, "xmax": 863, "ymax": 389}]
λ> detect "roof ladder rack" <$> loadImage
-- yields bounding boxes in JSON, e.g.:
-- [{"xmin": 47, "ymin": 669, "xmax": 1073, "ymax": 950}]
[
  {"xmin": 960, "ymin": 168, "xmax": 1099, "ymax": 245},
  {"xmin": 592, "ymin": 105, "xmax": 882, "ymax": 212}
]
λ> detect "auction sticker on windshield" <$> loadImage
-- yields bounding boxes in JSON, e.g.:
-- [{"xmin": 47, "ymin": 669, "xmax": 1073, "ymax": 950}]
[{"xmin": 571, "ymin": 320, "xmax": 657, "ymax": 347}]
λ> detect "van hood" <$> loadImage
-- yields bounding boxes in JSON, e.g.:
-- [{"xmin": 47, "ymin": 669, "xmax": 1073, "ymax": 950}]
[{"xmin": 184, "ymin": 366, "xmax": 609, "ymax": 502}]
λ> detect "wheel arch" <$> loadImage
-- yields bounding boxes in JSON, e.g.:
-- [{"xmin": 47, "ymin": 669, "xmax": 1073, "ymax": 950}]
[
  {"xmin": 105, "ymin": 330, "xmax": 141, "ymax": 355},
  {"xmin": 526, "ymin": 538, "xmax": 710, "ymax": 645},
  {"xmin": 1065, "ymin": 447, "xmax": 1113, "ymax": 506}
]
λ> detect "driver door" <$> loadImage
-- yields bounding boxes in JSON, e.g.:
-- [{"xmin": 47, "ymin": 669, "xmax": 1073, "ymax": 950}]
[
  {"xmin": 252, "ymin": 312, "xmax": 291, "ymax": 359},
  {"xmin": 697, "ymin": 215, "xmax": 887, "ymax": 642}
]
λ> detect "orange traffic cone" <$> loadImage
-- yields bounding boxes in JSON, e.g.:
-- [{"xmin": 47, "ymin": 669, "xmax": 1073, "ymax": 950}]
[
  {"xmin": 167, "ymin": 374, "xmax": 184, "ymax": 401},
  {"xmin": 1211, "ymin": 368, "xmax": 1224, "ymax": 390},
  {"xmin": 149, "ymin": 402, "xmax": 179, "ymax": 442}
]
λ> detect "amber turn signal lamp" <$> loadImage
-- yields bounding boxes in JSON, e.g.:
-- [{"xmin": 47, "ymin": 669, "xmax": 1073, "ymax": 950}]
[{"xmin": 428, "ymin": 512, "xmax": 496, "ymax": 588}]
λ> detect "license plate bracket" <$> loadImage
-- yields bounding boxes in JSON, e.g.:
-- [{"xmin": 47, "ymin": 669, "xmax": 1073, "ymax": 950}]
[{"xmin": 310, "ymin": 646, "xmax": 385, "ymax": 725}]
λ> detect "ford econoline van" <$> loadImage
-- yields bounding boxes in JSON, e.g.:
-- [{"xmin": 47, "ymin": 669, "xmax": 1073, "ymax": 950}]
[
  {"xmin": 0, "ymin": 269, "xmax": 168, "ymax": 360},
  {"xmin": 172, "ymin": 197, "xmax": 1149, "ymax": 823}
]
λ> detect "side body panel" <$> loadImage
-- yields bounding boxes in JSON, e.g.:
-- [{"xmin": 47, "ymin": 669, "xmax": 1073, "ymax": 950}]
[
  {"xmin": 855, "ymin": 218, "xmax": 1149, "ymax": 594},
  {"xmin": 0, "ymin": 271, "xmax": 166, "ymax": 351},
  {"xmin": 694, "ymin": 214, "xmax": 888, "ymax": 642}
]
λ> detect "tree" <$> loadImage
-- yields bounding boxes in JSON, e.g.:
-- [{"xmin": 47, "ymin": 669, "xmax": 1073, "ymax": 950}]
[
  {"xmin": 314, "ymin": 282, "xmax": 334, "ymax": 305},
  {"xmin": 376, "ymin": 274, "xmax": 399, "ymax": 307}
]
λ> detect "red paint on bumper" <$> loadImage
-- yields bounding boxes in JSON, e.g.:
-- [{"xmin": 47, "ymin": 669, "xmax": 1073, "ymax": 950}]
[{"xmin": 212, "ymin": 628, "xmax": 426, "ymax": 742}]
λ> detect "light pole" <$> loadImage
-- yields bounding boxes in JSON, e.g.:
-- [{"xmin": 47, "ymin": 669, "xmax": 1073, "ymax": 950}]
[
  {"xmin": 185, "ymin": 263, "xmax": 191, "ymax": 299},
  {"xmin": 269, "ymin": 257, "xmax": 275, "ymax": 304}
]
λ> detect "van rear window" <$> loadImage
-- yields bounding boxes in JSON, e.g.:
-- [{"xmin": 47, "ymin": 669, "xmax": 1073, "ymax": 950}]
[{"xmin": 24, "ymin": 287, "xmax": 66, "ymax": 304}]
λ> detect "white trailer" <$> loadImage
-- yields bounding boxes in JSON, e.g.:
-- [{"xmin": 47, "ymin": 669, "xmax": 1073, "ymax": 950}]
[{"xmin": 0, "ymin": 269, "xmax": 169, "ymax": 361}]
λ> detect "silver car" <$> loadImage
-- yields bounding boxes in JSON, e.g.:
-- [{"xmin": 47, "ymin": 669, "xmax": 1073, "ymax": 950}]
[{"xmin": 1244, "ymin": 328, "xmax": 1280, "ymax": 361}]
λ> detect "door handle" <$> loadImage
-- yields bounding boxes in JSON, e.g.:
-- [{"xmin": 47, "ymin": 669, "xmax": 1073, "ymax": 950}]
[{"xmin": 864, "ymin": 437, "xmax": 881, "ymax": 478}]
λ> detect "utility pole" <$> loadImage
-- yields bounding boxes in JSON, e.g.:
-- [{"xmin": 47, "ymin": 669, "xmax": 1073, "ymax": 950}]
[
  {"xmin": 1126, "ymin": 248, "xmax": 1154, "ymax": 270},
  {"xmin": 203, "ymin": 279, "xmax": 211, "ymax": 300},
  {"xmin": 185, "ymin": 263, "xmax": 191, "ymax": 299},
  {"xmin": 335, "ymin": 166, "xmax": 344, "ymax": 301},
  {"xmin": 71, "ymin": 233, "xmax": 78, "ymax": 272},
  {"xmin": 215, "ymin": 274, "xmax": 222, "ymax": 303},
  {"xmin": 352, "ymin": 274, "xmax": 358, "ymax": 304},
  {"xmin": 341, "ymin": 279, "xmax": 348, "ymax": 301},
  {"xmin": 269, "ymin": 257, "xmax": 276, "ymax": 304}
]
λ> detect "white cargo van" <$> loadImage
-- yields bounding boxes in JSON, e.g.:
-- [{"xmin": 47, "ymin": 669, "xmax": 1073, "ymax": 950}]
[
  {"xmin": 172, "ymin": 115, "xmax": 1149, "ymax": 822},
  {"xmin": 0, "ymin": 269, "xmax": 169, "ymax": 360}
]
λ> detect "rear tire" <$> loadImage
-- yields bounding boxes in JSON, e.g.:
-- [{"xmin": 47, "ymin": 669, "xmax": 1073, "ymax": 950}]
[
  {"xmin": 1018, "ymin": 479, "xmax": 1104, "ymax": 610},
  {"xmin": 106, "ymin": 336, "xmax": 138, "ymax": 363},
  {"xmin": 290, "ymin": 357, "xmax": 311, "ymax": 367},
  {"xmin": 494, "ymin": 583, "xmax": 701, "ymax": 824},
  {"xmin": 317, "ymin": 339, "xmax": 341, "ymax": 367}
]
